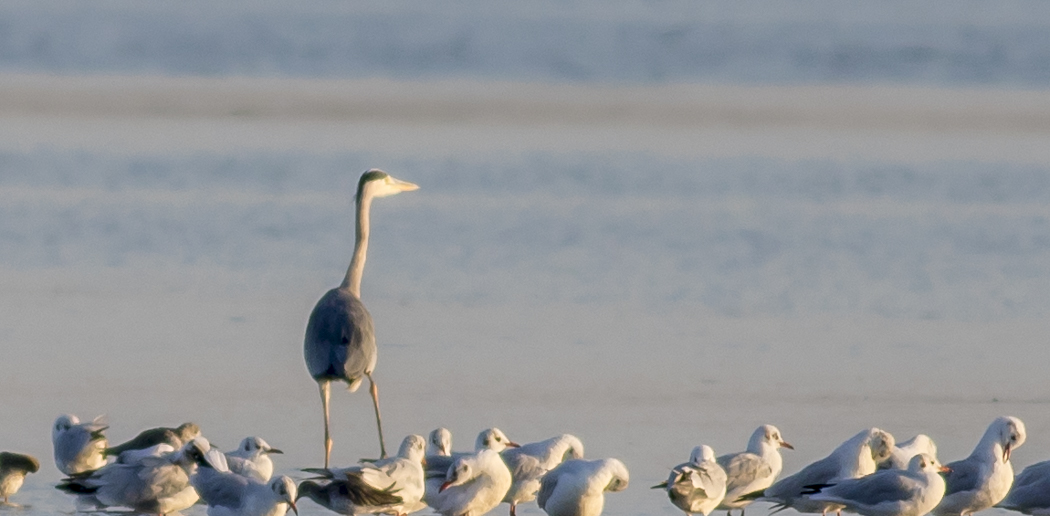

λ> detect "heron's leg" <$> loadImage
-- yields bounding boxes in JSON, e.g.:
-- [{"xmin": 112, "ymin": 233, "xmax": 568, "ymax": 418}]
[
  {"xmin": 510, "ymin": 502, "xmax": 517, "ymax": 516},
  {"xmin": 367, "ymin": 373, "xmax": 388, "ymax": 459},
  {"xmin": 319, "ymin": 381, "xmax": 333, "ymax": 469}
]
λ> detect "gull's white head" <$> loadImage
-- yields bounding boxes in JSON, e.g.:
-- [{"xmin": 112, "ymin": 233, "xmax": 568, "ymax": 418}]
[
  {"xmin": 909, "ymin": 453, "xmax": 949, "ymax": 475},
  {"xmin": 988, "ymin": 416, "xmax": 1026, "ymax": 462},
  {"xmin": 752, "ymin": 424, "xmax": 794, "ymax": 451},
  {"xmin": 440, "ymin": 457, "xmax": 475, "ymax": 492},
  {"xmin": 357, "ymin": 169, "xmax": 419, "ymax": 204},
  {"xmin": 602, "ymin": 458, "xmax": 630, "ymax": 492},
  {"xmin": 270, "ymin": 476, "xmax": 299, "ymax": 516},
  {"xmin": 398, "ymin": 434, "xmax": 427, "ymax": 463},
  {"xmin": 53, "ymin": 414, "xmax": 79, "ymax": 439},
  {"xmin": 689, "ymin": 445, "xmax": 717, "ymax": 464},
  {"xmin": 239, "ymin": 436, "xmax": 283, "ymax": 455},
  {"xmin": 868, "ymin": 428, "xmax": 896, "ymax": 463},
  {"xmin": 475, "ymin": 428, "xmax": 519, "ymax": 452},
  {"xmin": 429, "ymin": 428, "xmax": 452, "ymax": 456}
]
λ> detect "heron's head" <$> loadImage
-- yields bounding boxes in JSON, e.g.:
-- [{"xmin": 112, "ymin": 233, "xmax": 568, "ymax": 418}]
[
  {"xmin": 271, "ymin": 476, "xmax": 299, "ymax": 515},
  {"xmin": 356, "ymin": 169, "xmax": 419, "ymax": 204}
]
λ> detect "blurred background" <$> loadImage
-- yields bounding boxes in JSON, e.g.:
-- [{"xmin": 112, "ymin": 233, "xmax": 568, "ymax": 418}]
[{"xmin": 1, "ymin": 2, "xmax": 1050, "ymax": 515}]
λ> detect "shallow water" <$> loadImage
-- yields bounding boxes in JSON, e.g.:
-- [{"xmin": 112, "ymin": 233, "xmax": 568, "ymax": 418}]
[{"xmin": 1, "ymin": 74, "xmax": 1050, "ymax": 516}]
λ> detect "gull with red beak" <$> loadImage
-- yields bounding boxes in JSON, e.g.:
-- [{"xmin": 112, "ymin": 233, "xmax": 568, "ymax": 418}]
[
  {"xmin": 933, "ymin": 416, "xmax": 1026, "ymax": 516},
  {"xmin": 424, "ymin": 428, "xmax": 519, "ymax": 505}
]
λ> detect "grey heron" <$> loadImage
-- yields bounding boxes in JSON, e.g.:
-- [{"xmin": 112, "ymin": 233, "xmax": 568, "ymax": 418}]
[{"xmin": 304, "ymin": 169, "xmax": 418, "ymax": 466}]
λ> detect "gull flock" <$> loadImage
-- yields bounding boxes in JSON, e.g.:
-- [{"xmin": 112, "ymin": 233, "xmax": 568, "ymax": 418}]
[{"xmin": 0, "ymin": 170, "xmax": 1046, "ymax": 516}]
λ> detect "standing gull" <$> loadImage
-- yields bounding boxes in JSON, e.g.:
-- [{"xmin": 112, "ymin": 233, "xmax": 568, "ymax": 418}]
[
  {"xmin": 806, "ymin": 453, "xmax": 948, "ymax": 516},
  {"xmin": 538, "ymin": 458, "xmax": 629, "ymax": 516},
  {"xmin": 757, "ymin": 427, "xmax": 895, "ymax": 515},
  {"xmin": 502, "ymin": 434, "xmax": 585, "ymax": 516},
  {"xmin": 304, "ymin": 169, "xmax": 419, "ymax": 465},
  {"xmin": 716, "ymin": 424, "xmax": 793, "ymax": 516},
  {"xmin": 52, "ymin": 414, "xmax": 108, "ymax": 475},
  {"xmin": 0, "ymin": 452, "xmax": 39, "ymax": 505},
  {"xmin": 653, "ymin": 445, "xmax": 728, "ymax": 516},
  {"xmin": 933, "ymin": 416, "xmax": 1026, "ymax": 516}
]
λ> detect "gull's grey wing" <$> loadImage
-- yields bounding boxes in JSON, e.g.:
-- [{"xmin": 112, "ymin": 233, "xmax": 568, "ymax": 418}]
[
  {"xmin": 942, "ymin": 458, "xmax": 982, "ymax": 496},
  {"xmin": 193, "ymin": 468, "xmax": 250, "ymax": 508},
  {"xmin": 764, "ymin": 456, "xmax": 839, "ymax": 502},
  {"xmin": 719, "ymin": 452, "xmax": 773, "ymax": 497},
  {"xmin": 503, "ymin": 449, "xmax": 546, "ymax": 482},
  {"xmin": 425, "ymin": 455, "xmax": 456, "ymax": 479},
  {"xmin": 1000, "ymin": 461, "xmax": 1050, "ymax": 511},
  {"xmin": 815, "ymin": 471, "xmax": 921, "ymax": 507},
  {"xmin": 537, "ymin": 467, "xmax": 565, "ymax": 510}
]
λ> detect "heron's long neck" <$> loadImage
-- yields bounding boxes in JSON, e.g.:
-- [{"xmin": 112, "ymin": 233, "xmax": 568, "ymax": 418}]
[{"xmin": 341, "ymin": 193, "xmax": 373, "ymax": 297}]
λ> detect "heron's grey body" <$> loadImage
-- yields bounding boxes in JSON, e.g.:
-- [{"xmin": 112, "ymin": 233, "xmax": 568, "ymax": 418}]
[{"xmin": 304, "ymin": 169, "xmax": 418, "ymax": 467}]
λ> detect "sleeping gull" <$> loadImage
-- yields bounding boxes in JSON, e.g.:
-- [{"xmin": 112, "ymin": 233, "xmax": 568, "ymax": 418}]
[
  {"xmin": 57, "ymin": 437, "xmax": 211, "ymax": 515},
  {"xmin": 429, "ymin": 449, "xmax": 513, "ymax": 516},
  {"xmin": 538, "ymin": 458, "xmax": 629, "ymax": 516},
  {"xmin": 502, "ymin": 433, "xmax": 585, "ymax": 516},
  {"xmin": 0, "ymin": 452, "xmax": 39, "ymax": 505},
  {"xmin": 716, "ymin": 424, "xmax": 793, "ymax": 516},
  {"xmin": 997, "ymin": 459, "xmax": 1050, "ymax": 515},
  {"xmin": 757, "ymin": 427, "xmax": 895, "ymax": 515},
  {"xmin": 878, "ymin": 434, "xmax": 938, "ymax": 470},
  {"xmin": 302, "ymin": 434, "xmax": 428, "ymax": 516},
  {"xmin": 429, "ymin": 428, "xmax": 453, "ymax": 457},
  {"xmin": 52, "ymin": 414, "xmax": 108, "ymax": 475},
  {"xmin": 226, "ymin": 436, "xmax": 283, "ymax": 482},
  {"xmin": 933, "ymin": 416, "xmax": 1026, "ymax": 516},
  {"xmin": 806, "ymin": 453, "xmax": 948, "ymax": 516},
  {"xmin": 653, "ymin": 445, "xmax": 727, "ymax": 516}
]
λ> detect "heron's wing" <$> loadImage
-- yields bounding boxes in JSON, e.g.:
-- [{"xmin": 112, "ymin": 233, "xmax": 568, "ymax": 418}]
[
  {"xmin": 942, "ymin": 457, "xmax": 983, "ymax": 496},
  {"xmin": 304, "ymin": 289, "xmax": 376, "ymax": 383}
]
